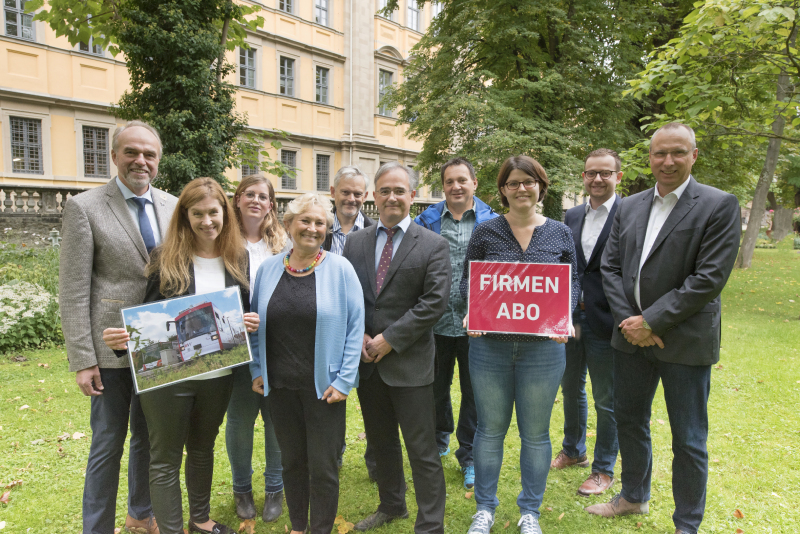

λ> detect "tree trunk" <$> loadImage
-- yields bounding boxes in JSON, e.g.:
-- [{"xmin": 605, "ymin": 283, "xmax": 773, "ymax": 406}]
[
  {"xmin": 772, "ymin": 205, "xmax": 794, "ymax": 242},
  {"xmin": 735, "ymin": 70, "xmax": 790, "ymax": 268}
]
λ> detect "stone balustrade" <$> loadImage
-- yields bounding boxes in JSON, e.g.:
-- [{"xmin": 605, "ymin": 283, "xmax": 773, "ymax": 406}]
[{"xmin": 0, "ymin": 185, "xmax": 87, "ymax": 216}]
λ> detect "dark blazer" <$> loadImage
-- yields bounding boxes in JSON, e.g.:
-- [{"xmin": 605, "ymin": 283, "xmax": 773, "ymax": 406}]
[
  {"xmin": 322, "ymin": 209, "xmax": 375, "ymax": 251},
  {"xmin": 600, "ymin": 177, "xmax": 740, "ymax": 365},
  {"xmin": 564, "ymin": 195, "xmax": 621, "ymax": 339},
  {"xmin": 342, "ymin": 220, "xmax": 451, "ymax": 387}
]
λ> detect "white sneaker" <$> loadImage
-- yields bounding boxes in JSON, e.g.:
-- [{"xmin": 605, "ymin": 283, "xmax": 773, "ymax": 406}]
[
  {"xmin": 467, "ymin": 510, "xmax": 494, "ymax": 534},
  {"xmin": 517, "ymin": 514, "xmax": 542, "ymax": 534}
]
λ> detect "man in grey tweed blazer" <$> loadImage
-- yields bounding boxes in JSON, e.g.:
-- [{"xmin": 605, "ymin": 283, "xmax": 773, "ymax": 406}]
[{"xmin": 59, "ymin": 121, "xmax": 177, "ymax": 534}]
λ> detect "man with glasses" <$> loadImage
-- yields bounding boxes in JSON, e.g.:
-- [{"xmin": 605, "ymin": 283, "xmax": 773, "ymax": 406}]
[
  {"xmin": 324, "ymin": 165, "xmax": 375, "ymax": 254},
  {"xmin": 587, "ymin": 123, "xmax": 740, "ymax": 534},
  {"xmin": 552, "ymin": 149, "xmax": 622, "ymax": 497},
  {"xmin": 343, "ymin": 162, "xmax": 450, "ymax": 534},
  {"xmin": 415, "ymin": 157, "xmax": 497, "ymax": 490}
]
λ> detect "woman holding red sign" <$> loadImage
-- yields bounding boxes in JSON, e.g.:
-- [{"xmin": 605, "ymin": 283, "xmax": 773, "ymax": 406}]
[{"xmin": 460, "ymin": 156, "xmax": 579, "ymax": 534}]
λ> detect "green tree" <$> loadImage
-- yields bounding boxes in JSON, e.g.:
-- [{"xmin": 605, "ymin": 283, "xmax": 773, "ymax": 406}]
[
  {"xmin": 382, "ymin": 0, "xmax": 688, "ymax": 217},
  {"xmin": 625, "ymin": 0, "xmax": 800, "ymax": 268},
  {"xmin": 29, "ymin": 0, "xmax": 288, "ymax": 192}
]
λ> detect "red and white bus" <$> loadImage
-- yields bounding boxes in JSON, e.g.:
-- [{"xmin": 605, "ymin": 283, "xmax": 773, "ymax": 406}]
[{"xmin": 166, "ymin": 302, "xmax": 243, "ymax": 361}]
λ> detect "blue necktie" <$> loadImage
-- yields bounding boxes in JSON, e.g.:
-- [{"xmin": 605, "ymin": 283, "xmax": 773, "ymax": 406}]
[{"xmin": 132, "ymin": 197, "xmax": 156, "ymax": 253}]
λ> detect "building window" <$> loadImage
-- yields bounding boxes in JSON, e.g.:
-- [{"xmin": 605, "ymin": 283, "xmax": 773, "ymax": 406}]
[
  {"xmin": 407, "ymin": 2, "xmax": 419, "ymax": 31},
  {"xmin": 280, "ymin": 57, "xmax": 295, "ymax": 97},
  {"xmin": 316, "ymin": 66, "xmax": 329, "ymax": 104},
  {"xmin": 432, "ymin": 2, "xmax": 443, "ymax": 17},
  {"xmin": 278, "ymin": 0, "xmax": 292, "ymax": 14},
  {"xmin": 281, "ymin": 150, "xmax": 297, "ymax": 189},
  {"xmin": 79, "ymin": 40, "xmax": 103, "ymax": 56},
  {"xmin": 10, "ymin": 117, "xmax": 43, "ymax": 174},
  {"xmin": 4, "ymin": 0, "xmax": 34, "ymax": 40},
  {"xmin": 83, "ymin": 126, "xmax": 109, "ymax": 178},
  {"xmin": 315, "ymin": 0, "xmax": 328, "ymax": 26},
  {"xmin": 378, "ymin": 70, "xmax": 393, "ymax": 117},
  {"xmin": 239, "ymin": 47, "xmax": 256, "ymax": 88},
  {"xmin": 241, "ymin": 161, "xmax": 258, "ymax": 177},
  {"xmin": 378, "ymin": 0, "xmax": 392, "ymax": 20},
  {"xmin": 431, "ymin": 186, "xmax": 442, "ymax": 199},
  {"xmin": 316, "ymin": 154, "xmax": 330, "ymax": 191}
]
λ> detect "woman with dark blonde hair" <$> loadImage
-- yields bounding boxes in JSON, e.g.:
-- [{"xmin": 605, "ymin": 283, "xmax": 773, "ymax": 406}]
[
  {"xmin": 103, "ymin": 177, "xmax": 259, "ymax": 534},
  {"xmin": 225, "ymin": 175, "xmax": 289, "ymax": 523},
  {"xmin": 461, "ymin": 156, "xmax": 579, "ymax": 534}
]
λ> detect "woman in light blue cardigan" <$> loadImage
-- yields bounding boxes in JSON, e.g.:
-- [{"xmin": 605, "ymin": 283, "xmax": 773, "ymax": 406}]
[{"xmin": 248, "ymin": 192, "xmax": 364, "ymax": 534}]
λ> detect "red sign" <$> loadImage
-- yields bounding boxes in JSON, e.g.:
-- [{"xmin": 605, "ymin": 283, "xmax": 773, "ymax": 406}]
[{"xmin": 467, "ymin": 261, "xmax": 572, "ymax": 336}]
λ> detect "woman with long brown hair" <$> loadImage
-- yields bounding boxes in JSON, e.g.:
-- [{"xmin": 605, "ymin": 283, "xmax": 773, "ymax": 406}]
[
  {"xmin": 225, "ymin": 175, "xmax": 288, "ymax": 523},
  {"xmin": 103, "ymin": 177, "xmax": 259, "ymax": 534}
]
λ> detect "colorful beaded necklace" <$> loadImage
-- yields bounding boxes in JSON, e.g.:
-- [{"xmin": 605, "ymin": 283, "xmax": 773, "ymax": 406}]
[{"xmin": 284, "ymin": 246, "xmax": 323, "ymax": 273}]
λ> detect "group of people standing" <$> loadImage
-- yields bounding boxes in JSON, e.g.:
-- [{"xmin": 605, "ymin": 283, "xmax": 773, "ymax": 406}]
[{"xmin": 60, "ymin": 119, "xmax": 741, "ymax": 534}]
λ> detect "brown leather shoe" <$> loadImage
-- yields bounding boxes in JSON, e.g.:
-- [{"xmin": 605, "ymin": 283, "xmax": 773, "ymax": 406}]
[
  {"xmin": 585, "ymin": 493, "xmax": 648, "ymax": 518},
  {"xmin": 124, "ymin": 514, "xmax": 160, "ymax": 534},
  {"xmin": 550, "ymin": 449, "xmax": 589, "ymax": 470},
  {"xmin": 577, "ymin": 472, "xmax": 614, "ymax": 496}
]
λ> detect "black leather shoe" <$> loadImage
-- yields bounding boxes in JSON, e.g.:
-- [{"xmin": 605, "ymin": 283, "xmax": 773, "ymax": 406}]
[
  {"xmin": 187, "ymin": 520, "xmax": 236, "ymax": 534},
  {"xmin": 262, "ymin": 490, "xmax": 283, "ymax": 523},
  {"xmin": 233, "ymin": 490, "xmax": 256, "ymax": 519},
  {"xmin": 353, "ymin": 510, "xmax": 409, "ymax": 531}
]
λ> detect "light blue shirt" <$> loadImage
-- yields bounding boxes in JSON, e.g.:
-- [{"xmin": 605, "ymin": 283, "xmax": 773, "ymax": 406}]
[
  {"xmin": 375, "ymin": 215, "xmax": 412, "ymax": 272},
  {"xmin": 115, "ymin": 177, "xmax": 162, "ymax": 247}
]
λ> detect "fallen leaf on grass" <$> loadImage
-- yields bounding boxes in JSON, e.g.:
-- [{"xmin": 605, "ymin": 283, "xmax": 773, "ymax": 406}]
[
  {"xmin": 19, "ymin": 405, "xmax": 29, "ymax": 411},
  {"xmin": 504, "ymin": 520, "xmax": 510, "ymax": 528},
  {"xmin": 715, "ymin": 364, "xmax": 724, "ymax": 369},
  {"xmin": 333, "ymin": 515, "xmax": 354, "ymax": 534},
  {"xmin": 38, "ymin": 380, "xmax": 44, "ymax": 383},
  {"xmin": 735, "ymin": 529, "xmax": 743, "ymax": 534},
  {"xmin": 238, "ymin": 518, "xmax": 256, "ymax": 533},
  {"xmin": 656, "ymin": 419, "xmax": 665, "ymax": 425},
  {"xmin": 734, "ymin": 509, "xmax": 744, "ymax": 519},
  {"xmin": 558, "ymin": 513, "xmax": 565, "ymax": 521},
  {"xmin": 0, "ymin": 520, "xmax": 6, "ymax": 529},
  {"xmin": 12, "ymin": 355, "xmax": 27, "ymax": 362},
  {"xmin": 357, "ymin": 433, "xmax": 366, "ymax": 440},
  {"xmin": 30, "ymin": 439, "xmax": 44, "ymax": 445},
  {"xmin": 636, "ymin": 522, "xmax": 642, "ymax": 528},
  {"xmin": 712, "ymin": 458, "xmax": 720, "ymax": 463},
  {"xmin": 0, "ymin": 491, "xmax": 10, "ymax": 504},
  {"xmin": 586, "ymin": 431, "xmax": 596, "ymax": 437},
  {"xmin": 546, "ymin": 507, "xmax": 553, "ymax": 512},
  {"xmin": 465, "ymin": 491, "xmax": 473, "ymax": 499},
  {"xmin": 114, "ymin": 528, "xmax": 121, "ymax": 534},
  {"xmin": 57, "ymin": 432, "xmax": 70, "ymax": 441},
  {"xmin": 37, "ymin": 363, "xmax": 49, "ymax": 368},
  {"xmin": 44, "ymin": 396, "xmax": 54, "ymax": 402},
  {"xmin": 72, "ymin": 432, "xmax": 85, "ymax": 440},
  {"xmin": 3, "ymin": 481, "xmax": 22, "ymax": 490}
]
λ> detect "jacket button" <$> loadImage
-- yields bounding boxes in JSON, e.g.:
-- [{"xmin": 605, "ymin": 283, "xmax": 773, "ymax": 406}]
[{"xmin": 375, "ymin": 306, "xmax": 380, "ymax": 311}]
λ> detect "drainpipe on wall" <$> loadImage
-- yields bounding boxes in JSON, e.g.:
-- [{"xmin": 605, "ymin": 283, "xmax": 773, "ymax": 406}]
[{"xmin": 348, "ymin": 0, "xmax": 354, "ymax": 165}]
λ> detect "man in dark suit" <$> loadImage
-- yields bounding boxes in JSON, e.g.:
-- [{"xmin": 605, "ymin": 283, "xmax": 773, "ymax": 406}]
[
  {"xmin": 60, "ymin": 120, "xmax": 177, "ymax": 534},
  {"xmin": 343, "ymin": 162, "xmax": 451, "ymax": 534},
  {"xmin": 323, "ymin": 165, "xmax": 375, "ymax": 254},
  {"xmin": 553, "ymin": 149, "xmax": 622, "ymax": 497},
  {"xmin": 587, "ymin": 123, "xmax": 740, "ymax": 534}
]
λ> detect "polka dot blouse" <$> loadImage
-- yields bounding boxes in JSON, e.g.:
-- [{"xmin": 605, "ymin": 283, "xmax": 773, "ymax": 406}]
[{"xmin": 459, "ymin": 216, "xmax": 580, "ymax": 342}]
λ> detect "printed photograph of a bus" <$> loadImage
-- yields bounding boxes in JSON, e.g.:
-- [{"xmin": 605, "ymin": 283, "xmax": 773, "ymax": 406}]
[{"xmin": 121, "ymin": 287, "xmax": 253, "ymax": 393}]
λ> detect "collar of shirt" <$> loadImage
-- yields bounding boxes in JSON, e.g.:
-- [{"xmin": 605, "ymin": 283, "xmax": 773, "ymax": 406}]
[
  {"xmin": 653, "ymin": 175, "xmax": 691, "ymax": 203},
  {"xmin": 332, "ymin": 210, "xmax": 364, "ymax": 234},
  {"xmin": 442, "ymin": 200, "xmax": 476, "ymax": 221},
  {"xmin": 376, "ymin": 214, "xmax": 412, "ymax": 235},
  {"xmin": 584, "ymin": 194, "xmax": 616, "ymax": 216},
  {"xmin": 116, "ymin": 176, "xmax": 154, "ymax": 203}
]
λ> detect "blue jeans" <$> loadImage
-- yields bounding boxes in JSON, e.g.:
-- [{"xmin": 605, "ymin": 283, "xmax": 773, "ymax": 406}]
[
  {"xmin": 615, "ymin": 347, "xmax": 711, "ymax": 534},
  {"xmin": 561, "ymin": 310, "xmax": 618, "ymax": 476},
  {"xmin": 469, "ymin": 336, "xmax": 565, "ymax": 517},
  {"xmin": 225, "ymin": 365, "xmax": 283, "ymax": 494},
  {"xmin": 84, "ymin": 367, "xmax": 152, "ymax": 534},
  {"xmin": 433, "ymin": 334, "xmax": 476, "ymax": 467}
]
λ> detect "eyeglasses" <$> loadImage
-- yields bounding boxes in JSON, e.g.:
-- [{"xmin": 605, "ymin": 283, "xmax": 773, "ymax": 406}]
[
  {"xmin": 650, "ymin": 149, "xmax": 692, "ymax": 160},
  {"xmin": 377, "ymin": 188, "xmax": 409, "ymax": 197},
  {"xmin": 583, "ymin": 170, "xmax": 617, "ymax": 179},
  {"xmin": 504, "ymin": 180, "xmax": 538, "ymax": 191},
  {"xmin": 243, "ymin": 191, "xmax": 270, "ymax": 203}
]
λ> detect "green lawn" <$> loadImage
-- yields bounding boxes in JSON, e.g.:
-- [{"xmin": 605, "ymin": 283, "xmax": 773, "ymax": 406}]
[{"xmin": 1, "ymin": 241, "xmax": 798, "ymax": 533}]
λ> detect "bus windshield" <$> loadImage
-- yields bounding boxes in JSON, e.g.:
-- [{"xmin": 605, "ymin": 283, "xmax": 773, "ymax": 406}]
[
  {"xmin": 178, "ymin": 308, "xmax": 217, "ymax": 342},
  {"xmin": 141, "ymin": 345, "xmax": 160, "ymax": 364}
]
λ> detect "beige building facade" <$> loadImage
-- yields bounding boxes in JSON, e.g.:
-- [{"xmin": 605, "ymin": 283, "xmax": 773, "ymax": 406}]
[{"xmin": 0, "ymin": 0, "xmax": 444, "ymax": 202}]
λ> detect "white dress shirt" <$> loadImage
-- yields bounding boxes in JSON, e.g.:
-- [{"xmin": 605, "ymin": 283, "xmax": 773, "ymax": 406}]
[
  {"xmin": 375, "ymin": 215, "xmax": 412, "ymax": 272},
  {"xmin": 581, "ymin": 195, "xmax": 616, "ymax": 261},
  {"xmin": 634, "ymin": 176, "xmax": 692, "ymax": 310},
  {"xmin": 115, "ymin": 177, "xmax": 162, "ymax": 247}
]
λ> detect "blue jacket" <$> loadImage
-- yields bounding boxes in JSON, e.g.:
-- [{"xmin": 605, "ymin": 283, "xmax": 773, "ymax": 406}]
[
  {"xmin": 414, "ymin": 196, "xmax": 498, "ymax": 233},
  {"xmin": 249, "ymin": 252, "xmax": 365, "ymax": 398}
]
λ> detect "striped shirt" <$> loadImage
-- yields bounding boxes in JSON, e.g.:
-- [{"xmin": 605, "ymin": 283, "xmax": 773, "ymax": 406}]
[
  {"xmin": 433, "ymin": 203, "xmax": 476, "ymax": 337},
  {"xmin": 329, "ymin": 211, "xmax": 365, "ymax": 255}
]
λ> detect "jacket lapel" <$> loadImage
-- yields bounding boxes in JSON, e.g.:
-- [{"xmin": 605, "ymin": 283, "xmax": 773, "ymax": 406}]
[
  {"xmin": 363, "ymin": 228, "xmax": 378, "ymax": 297},
  {"xmin": 150, "ymin": 186, "xmax": 173, "ymax": 240},
  {"xmin": 567, "ymin": 208, "xmax": 587, "ymax": 268},
  {"xmin": 378, "ymin": 221, "xmax": 419, "ymax": 295},
  {"xmin": 106, "ymin": 178, "xmax": 148, "ymax": 261},
  {"xmin": 586, "ymin": 195, "xmax": 620, "ymax": 268},
  {"xmin": 633, "ymin": 189, "xmax": 654, "ymax": 270},
  {"xmin": 644, "ymin": 178, "xmax": 699, "ymax": 264}
]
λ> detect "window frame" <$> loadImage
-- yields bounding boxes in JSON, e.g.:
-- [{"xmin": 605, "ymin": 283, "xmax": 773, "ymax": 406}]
[
  {"xmin": 315, "ymin": 0, "xmax": 329, "ymax": 27},
  {"xmin": 278, "ymin": 0, "xmax": 293, "ymax": 14},
  {"xmin": 279, "ymin": 56, "xmax": 295, "ymax": 97},
  {"xmin": 4, "ymin": 0, "xmax": 34, "ymax": 41},
  {"xmin": 239, "ymin": 47, "xmax": 257, "ymax": 89},
  {"xmin": 315, "ymin": 153, "xmax": 331, "ymax": 191},
  {"xmin": 431, "ymin": 1, "xmax": 443, "ymax": 17},
  {"xmin": 378, "ymin": 0, "xmax": 393, "ymax": 21},
  {"xmin": 9, "ymin": 116, "xmax": 43, "ymax": 175},
  {"xmin": 78, "ymin": 39, "xmax": 104, "ymax": 56},
  {"xmin": 280, "ymin": 149, "xmax": 298, "ymax": 190},
  {"xmin": 315, "ymin": 65, "xmax": 329, "ymax": 104},
  {"xmin": 407, "ymin": 1, "xmax": 420, "ymax": 31},
  {"xmin": 82, "ymin": 125, "xmax": 110, "ymax": 179},
  {"xmin": 377, "ymin": 69, "xmax": 393, "ymax": 117}
]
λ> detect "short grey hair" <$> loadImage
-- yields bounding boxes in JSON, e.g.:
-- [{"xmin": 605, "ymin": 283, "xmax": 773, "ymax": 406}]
[
  {"xmin": 333, "ymin": 165, "xmax": 368, "ymax": 189},
  {"xmin": 651, "ymin": 122, "xmax": 696, "ymax": 151},
  {"xmin": 112, "ymin": 120, "xmax": 163, "ymax": 158},
  {"xmin": 374, "ymin": 161, "xmax": 419, "ymax": 191},
  {"xmin": 282, "ymin": 192, "xmax": 335, "ymax": 231}
]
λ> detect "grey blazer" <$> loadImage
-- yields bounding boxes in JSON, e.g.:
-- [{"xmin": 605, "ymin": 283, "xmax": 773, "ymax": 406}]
[
  {"xmin": 59, "ymin": 178, "xmax": 178, "ymax": 372},
  {"xmin": 343, "ymin": 220, "xmax": 451, "ymax": 387},
  {"xmin": 600, "ymin": 177, "xmax": 740, "ymax": 366}
]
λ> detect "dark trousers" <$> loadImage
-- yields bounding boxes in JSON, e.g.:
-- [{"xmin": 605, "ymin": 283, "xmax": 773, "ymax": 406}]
[
  {"xmin": 269, "ymin": 387, "xmax": 346, "ymax": 534},
  {"xmin": 615, "ymin": 347, "xmax": 711, "ymax": 534},
  {"xmin": 139, "ymin": 374, "xmax": 235, "ymax": 534},
  {"xmin": 433, "ymin": 334, "xmax": 476, "ymax": 467},
  {"xmin": 561, "ymin": 311, "xmax": 618, "ymax": 476},
  {"xmin": 83, "ymin": 367, "xmax": 152, "ymax": 534},
  {"xmin": 357, "ymin": 371, "xmax": 446, "ymax": 534}
]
